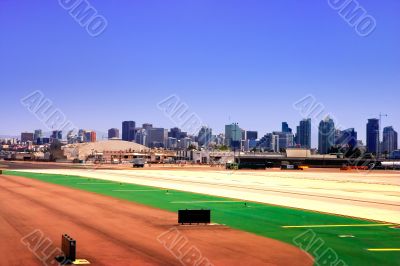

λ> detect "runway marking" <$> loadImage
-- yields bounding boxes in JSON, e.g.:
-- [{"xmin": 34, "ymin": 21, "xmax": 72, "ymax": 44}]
[
  {"xmin": 77, "ymin": 182, "xmax": 115, "ymax": 185},
  {"xmin": 112, "ymin": 189, "xmax": 160, "ymax": 192},
  {"xmin": 282, "ymin": 223, "xmax": 396, "ymax": 228},
  {"xmin": 367, "ymin": 248, "xmax": 400, "ymax": 252},
  {"xmin": 171, "ymin": 200, "xmax": 243, "ymax": 204},
  {"xmin": 53, "ymin": 178, "xmax": 84, "ymax": 180}
]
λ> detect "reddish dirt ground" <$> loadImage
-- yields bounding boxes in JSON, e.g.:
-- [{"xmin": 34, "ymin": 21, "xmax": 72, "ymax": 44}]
[{"xmin": 0, "ymin": 174, "xmax": 313, "ymax": 266}]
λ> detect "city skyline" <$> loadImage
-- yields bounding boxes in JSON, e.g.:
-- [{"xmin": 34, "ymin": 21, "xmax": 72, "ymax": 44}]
[
  {"xmin": 5, "ymin": 116, "xmax": 398, "ymax": 151},
  {"xmin": 1, "ymin": 1, "xmax": 399, "ymax": 145}
]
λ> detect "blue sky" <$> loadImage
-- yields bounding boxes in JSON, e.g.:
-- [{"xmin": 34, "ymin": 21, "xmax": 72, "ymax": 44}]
[{"xmin": 0, "ymin": 0, "xmax": 399, "ymax": 147}]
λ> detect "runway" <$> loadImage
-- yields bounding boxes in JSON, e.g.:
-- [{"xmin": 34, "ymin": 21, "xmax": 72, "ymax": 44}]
[{"xmin": 11, "ymin": 166, "xmax": 400, "ymax": 224}]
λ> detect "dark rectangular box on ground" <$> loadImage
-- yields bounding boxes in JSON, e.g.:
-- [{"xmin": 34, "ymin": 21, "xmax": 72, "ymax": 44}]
[
  {"xmin": 62, "ymin": 234, "xmax": 76, "ymax": 262},
  {"xmin": 178, "ymin": 209, "xmax": 211, "ymax": 224}
]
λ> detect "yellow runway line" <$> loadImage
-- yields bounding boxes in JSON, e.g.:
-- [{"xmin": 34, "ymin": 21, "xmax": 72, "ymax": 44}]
[
  {"xmin": 367, "ymin": 248, "xmax": 400, "ymax": 252},
  {"xmin": 282, "ymin": 223, "xmax": 396, "ymax": 228}
]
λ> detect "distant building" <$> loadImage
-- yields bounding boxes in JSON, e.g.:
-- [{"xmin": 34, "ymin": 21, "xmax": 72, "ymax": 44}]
[
  {"xmin": 147, "ymin": 128, "xmax": 168, "ymax": 148},
  {"xmin": 257, "ymin": 133, "xmax": 276, "ymax": 152},
  {"xmin": 179, "ymin": 137, "xmax": 193, "ymax": 149},
  {"xmin": 66, "ymin": 130, "xmax": 77, "ymax": 144},
  {"xmin": 272, "ymin": 131, "xmax": 294, "ymax": 151},
  {"xmin": 282, "ymin": 122, "xmax": 292, "ymax": 133},
  {"xmin": 34, "ymin": 129, "xmax": 43, "ymax": 144},
  {"xmin": 296, "ymin": 119, "xmax": 311, "ymax": 149},
  {"xmin": 390, "ymin": 150, "xmax": 400, "ymax": 159},
  {"xmin": 84, "ymin": 131, "xmax": 96, "ymax": 142},
  {"xmin": 51, "ymin": 130, "xmax": 62, "ymax": 141},
  {"xmin": 335, "ymin": 128, "xmax": 357, "ymax": 148},
  {"xmin": 122, "ymin": 121, "xmax": 136, "ymax": 142},
  {"xmin": 382, "ymin": 126, "xmax": 398, "ymax": 154},
  {"xmin": 37, "ymin": 137, "xmax": 50, "ymax": 145},
  {"xmin": 246, "ymin": 131, "xmax": 258, "ymax": 141},
  {"xmin": 366, "ymin": 118, "xmax": 380, "ymax": 154},
  {"xmin": 142, "ymin": 123, "xmax": 153, "ymax": 130},
  {"xmin": 21, "ymin": 132, "xmax": 34, "ymax": 143},
  {"xmin": 169, "ymin": 127, "xmax": 182, "ymax": 139},
  {"xmin": 135, "ymin": 128, "xmax": 147, "ymax": 146},
  {"xmin": 318, "ymin": 117, "xmax": 335, "ymax": 154},
  {"xmin": 167, "ymin": 137, "xmax": 178, "ymax": 150},
  {"xmin": 108, "ymin": 128, "xmax": 120, "ymax": 139},
  {"xmin": 197, "ymin": 126, "xmax": 212, "ymax": 147},
  {"xmin": 225, "ymin": 123, "xmax": 242, "ymax": 149}
]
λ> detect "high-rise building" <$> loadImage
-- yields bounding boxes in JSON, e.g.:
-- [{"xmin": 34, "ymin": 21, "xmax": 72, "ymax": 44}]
[
  {"xmin": 382, "ymin": 126, "xmax": 398, "ymax": 154},
  {"xmin": 366, "ymin": 118, "xmax": 380, "ymax": 154},
  {"xmin": 34, "ymin": 129, "xmax": 43, "ymax": 144},
  {"xmin": 51, "ymin": 130, "xmax": 62, "ymax": 141},
  {"xmin": 142, "ymin": 123, "xmax": 153, "ymax": 130},
  {"xmin": 225, "ymin": 123, "xmax": 242, "ymax": 149},
  {"xmin": 318, "ymin": 117, "xmax": 335, "ymax": 154},
  {"xmin": 147, "ymin": 128, "xmax": 168, "ymax": 148},
  {"xmin": 197, "ymin": 126, "xmax": 212, "ymax": 147},
  {"xmin": 169, "ymin": 127, "xmax": 182, "ymax": 139},
  {"xmin": 335, "ymin": 128, "xmax": 357, "ymax": 148},
  {"xmin": 246, "ymin": 131, "xmax": 258, "ymax": 141},
  {"xmin": 282, "ymin": 122, "xmax": 292, "ymax": 133},
  {"xmin": 135, "ymin": 128, "xmax": 147, "ymax": 146},
  {"xmin": 167, "ymin": 137, "xmax": 178, "ymax": 149},
  {"xmin": 272, "ymin": 131, "xmax": 294, "ymax": 151},
  {"xmin": 296, "ymin": 119, "xmax": 311, "ymax": 148},
  {"xmin": 108, "ymin": 128, "xmax": 120, "ymax": 139},
  {"xmin": 257, "ymin": 133, "xmax": 280, "ymax": 152},
  {"xmin": 21, "ymin": 132, "xmax": 34, "ymax": 143},
  {"xmin": 122, "ymin": 121, "xmax": 136, "ymax": 142},
  {"xmin": 84, "ymin": 131, "xmax": 97, "ymax": 142}
]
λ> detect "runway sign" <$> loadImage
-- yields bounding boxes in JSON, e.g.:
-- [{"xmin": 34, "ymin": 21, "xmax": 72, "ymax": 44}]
[
  {"xmin": 178, "ymin": 209, "xmax": 211, "ymax": 224},
  {"xmin": 56, "ymin": 234, "xmax": 76, "ymax": 264}
]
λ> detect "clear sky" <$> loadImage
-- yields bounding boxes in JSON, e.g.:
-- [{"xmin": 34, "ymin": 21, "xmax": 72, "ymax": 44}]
[{"xmin": 0, "ymin": 0, "xmax": 399, "ymax": 147}]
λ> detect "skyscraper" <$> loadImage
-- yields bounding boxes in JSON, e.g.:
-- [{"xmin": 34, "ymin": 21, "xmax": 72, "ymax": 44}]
[
  {"xmin": 197, "ymin": 126, "xmax": 212, "ymax": 147},
  {"xmin": 169, "ymin": 127, "xmax": 182, "ymax": 139},
  {"xmin": 147, "ymin": 128, "xmax": 168, "ymax": 148},
  {"xmin": 108, "ymin": 128, "xmax": 120, "ymax": 139},
  {"xmin": 318, "ymin": 117, "xmax": 335, "ymax": 154},
  {"xmin": 225, "ymin": 123, "xmax": 242, "ymax": 149},
  {"xmin": 51, "ymin": 130, "xmax": 62, "ymax": 141},
  {"xmin": 34, "ymin": 129, "xmax": 43, "ymax": 144},
  {"xmin": 366, "ymin": 118, "xmax": 379, "ymax": 154},
  {"xmin": 335, "ymin": 128, "xmax": 357, "ymax": 148},
  {"xmin": 296, "ymin": 119, "xmax": 311, "ymax": 149},
  {"xmin": 282, "ymin": 122, "xmax": 292, "ymax": 133},
  {"xmin": 246, "ymin": 131, "xmax": 258, "ymax": 141},
  {"xmin": 122, "ymin": 121, "xmax": 136, "ymax": 142},
  {"xmin": 257, "ymin": 133, "xmax": 274, "ymax": 151},
  {"xmin": 382, "ymin": 126, "xmax": 398, "ymax": 154},
  {"xmin": 135, "ymin": 128, "xmax": 147, "ymax": 146},
  {"xmin": 272, "ymin": 131, "xmax": 294, "ymax": 151}
]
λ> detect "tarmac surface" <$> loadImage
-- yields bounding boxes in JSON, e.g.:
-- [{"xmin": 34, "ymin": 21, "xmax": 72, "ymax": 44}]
[
  {"xmin": 0, "ymin": 173, "xmax": 313, "ymax": 266},
  {"xmin": 5, "ymin": 160, "xmax": 398, "ymax": 224}
]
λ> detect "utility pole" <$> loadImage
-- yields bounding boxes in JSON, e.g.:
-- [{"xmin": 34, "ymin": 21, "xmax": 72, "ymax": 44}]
[{"xmin": 378, "ymin": 113, "xmax": 388, "ymax": 158}]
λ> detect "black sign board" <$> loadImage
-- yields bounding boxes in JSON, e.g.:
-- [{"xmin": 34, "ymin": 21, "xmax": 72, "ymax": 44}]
[
  {"xmin": 56, "ymin": 234, "xmax": 76, "ymax": 264},
  {"xmin": 178, "ymin": 209, "xmax": 211, "ymax": 224}
]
